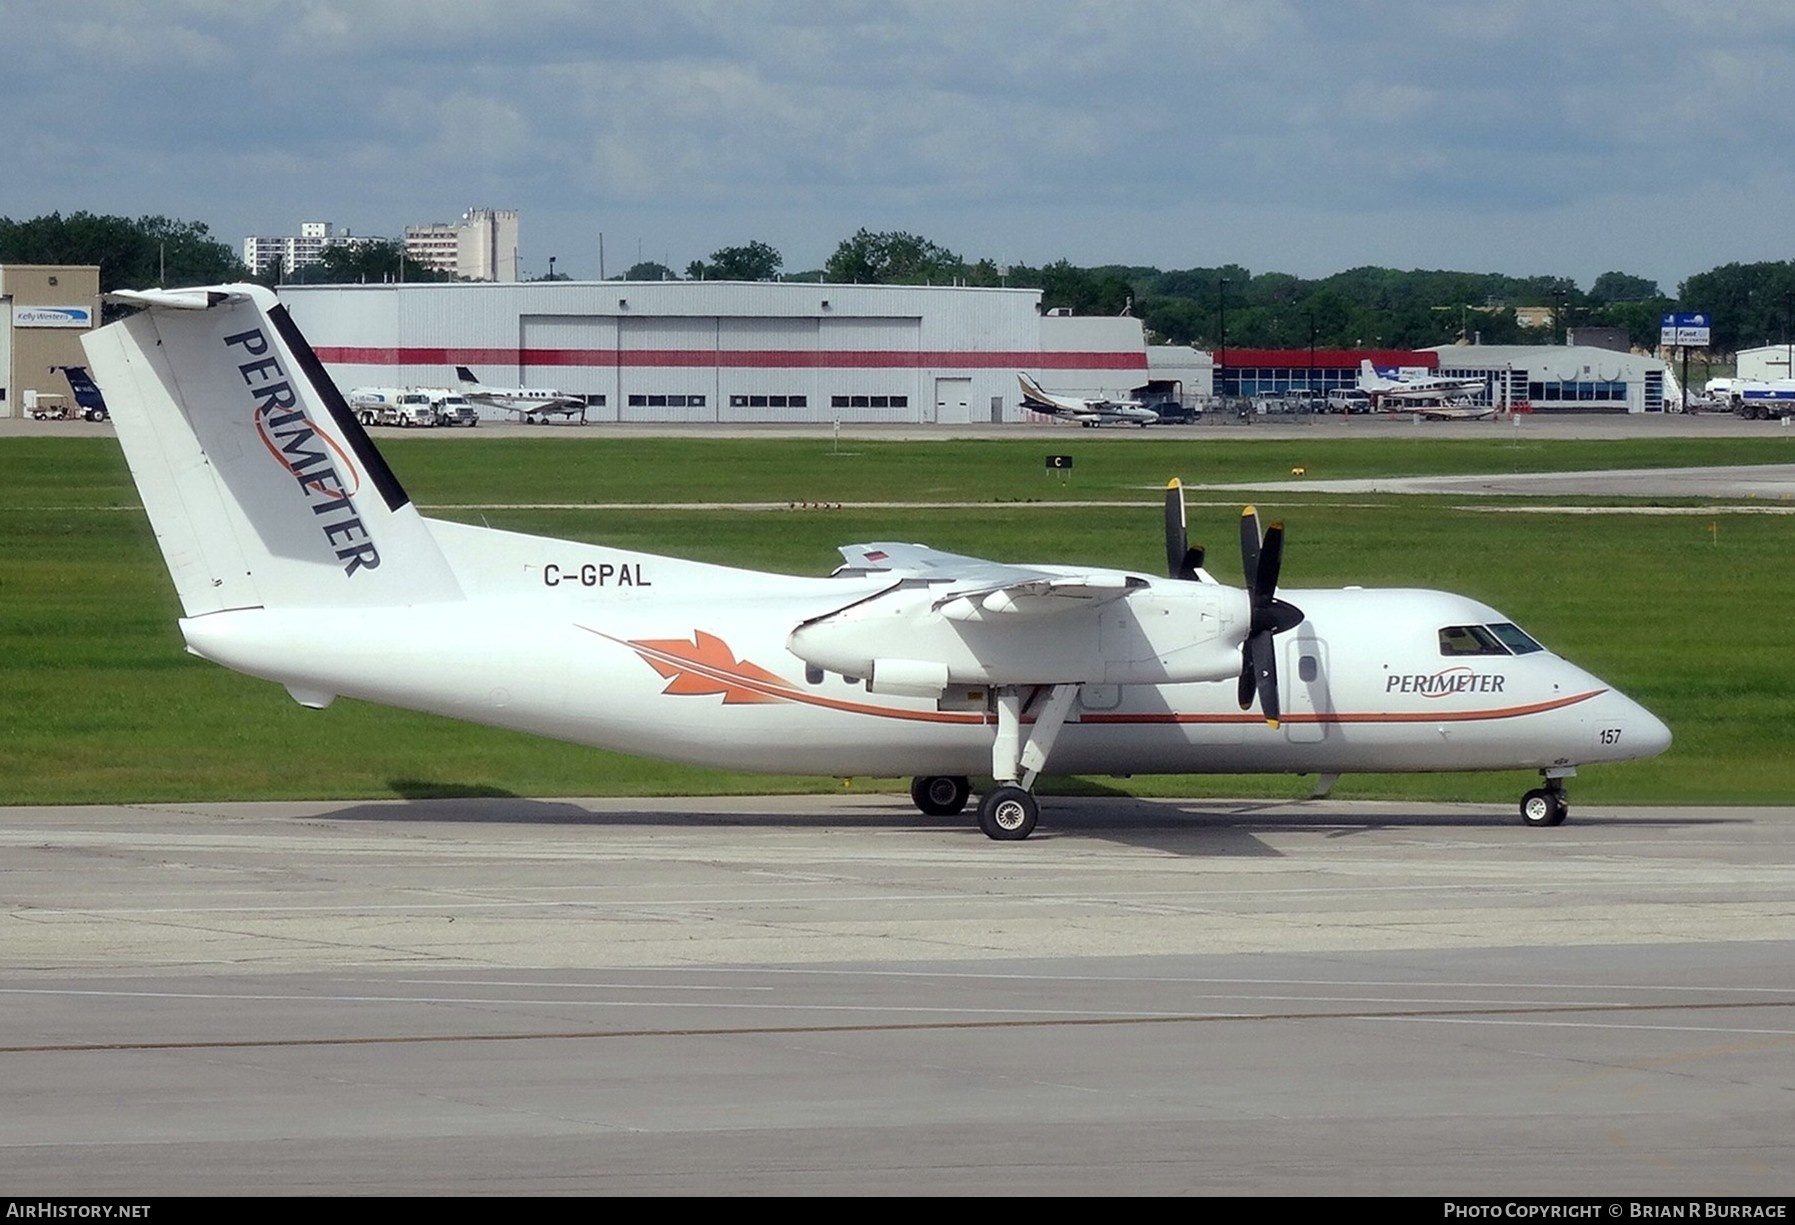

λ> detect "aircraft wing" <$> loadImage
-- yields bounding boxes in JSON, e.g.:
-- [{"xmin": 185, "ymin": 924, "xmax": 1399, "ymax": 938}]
[
  {"xmin": 795, "ymin": 538, "xmax": 1241, "ymax": 691},
  {"xmin": 837, "ymin": 541, "xmax": 1027, "ymax": 581},
  {"xmin": 834, "ymin": 542, "xmax": 1145, "ymax": 618}
]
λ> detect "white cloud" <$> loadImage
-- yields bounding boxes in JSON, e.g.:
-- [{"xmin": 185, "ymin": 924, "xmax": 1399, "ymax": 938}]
[{"xmin": 3, "ymin": 0, "xmax": 1792, "ymax": 286}]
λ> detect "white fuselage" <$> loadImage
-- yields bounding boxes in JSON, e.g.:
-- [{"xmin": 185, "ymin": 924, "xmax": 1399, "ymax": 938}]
[
  {"xmin": 179, "ymin": 520, "xmax": 1669, "ymax": 780},
  {"xmin": 467, "ymin": 390, "xmax": 582, "ymax": 414}
]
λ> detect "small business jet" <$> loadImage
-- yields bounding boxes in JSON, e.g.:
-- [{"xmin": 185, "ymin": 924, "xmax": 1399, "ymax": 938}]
[
  {"xmin": 83, "ymin": 285, "xmax": 1670, "ymax": 839},
  {"xmin": 1357, "ymin": 360, "xmax": 1488, "ymax": 405},
  {"xmin": 1018, "ymin": 371, "xmax": 1161, "ymax": 427},
  {"xmin": 455, "ymin": 365, "xmax": 589, "ymax": 424}
]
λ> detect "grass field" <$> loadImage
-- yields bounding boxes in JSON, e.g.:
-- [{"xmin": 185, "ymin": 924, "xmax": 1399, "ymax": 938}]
[{"xmin": 3, "ymin": 434, "xmax": 1791, "ymax": 807}]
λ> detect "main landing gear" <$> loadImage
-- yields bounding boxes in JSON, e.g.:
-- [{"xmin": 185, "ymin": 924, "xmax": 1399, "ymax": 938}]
[
  {"xmin": 910, "ymin": 774, "xmax": 971, "ymax": 817},
  {"xmin": 1520, "ymin": 772, "xmax": 1571, "ymax": 827},
  {"xmin": 977, "ymin": 786, "xmax": 1038, "ymax": 841},
  {"xmin": 909, "ymin": 683, "xmax": 1082, "ymax": 841},
  {"xmin": 907, "ymin": 775, "xmax": 1036, "ymax": 839}
]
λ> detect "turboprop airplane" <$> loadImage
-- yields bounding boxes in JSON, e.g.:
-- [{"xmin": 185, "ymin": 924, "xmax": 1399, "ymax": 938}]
[
  {"xmin": 1018, "ymin": 371, "xmax": 1161, "ymax": 427},
  {"xmin": 454, "ymin": 365, "xmax": 589, "ymax": 423},
  {"xmin": 1356, "ymin": 360, "xmax": 1488, "ymax": 405},
  {"xmin": 83, "ymin": 285, "xmax": 1671, "ymax": 840}
]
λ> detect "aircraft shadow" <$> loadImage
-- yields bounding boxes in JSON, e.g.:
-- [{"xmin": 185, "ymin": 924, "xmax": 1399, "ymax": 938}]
[{"xmin": 307, "ymin": 787, "xmax": 1731, "ymax": 859}]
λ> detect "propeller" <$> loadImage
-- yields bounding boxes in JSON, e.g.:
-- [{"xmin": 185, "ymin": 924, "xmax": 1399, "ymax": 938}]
[
  {"xmin": 1162, "ymin": 479, "xmax": 1206, "ymax": 580},
  {"xmin": 1236, "ymin": 506, "xmax": 1305, "ymax": 727}
]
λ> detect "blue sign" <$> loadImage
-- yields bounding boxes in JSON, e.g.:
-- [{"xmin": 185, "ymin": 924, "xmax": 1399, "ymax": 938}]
[
  {"xmin": 14, "ymin": 305, "xmax": 93, "ymax": 329},
  {"xmin": 1660, "ymin": 312, "xmax": 1711, "ymax": 346}
]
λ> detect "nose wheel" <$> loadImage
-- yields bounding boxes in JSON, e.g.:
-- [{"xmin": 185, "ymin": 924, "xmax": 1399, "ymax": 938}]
[{"xmin": 1520, "ymin": 781, "xmax": 1569, "ymax": 827}]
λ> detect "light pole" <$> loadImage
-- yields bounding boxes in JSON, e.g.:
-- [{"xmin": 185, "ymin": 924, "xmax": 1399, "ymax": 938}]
[
  {"xmin": 1217, "ymin": 277, "xmax": 1232, "ymax": 403},
  {"xmin": 1307, "ymin": 312, "xmax": 1317, "ymax": 408},
  {"xmin": 1784, "ymin": 289, "xmax": 1791, "ymax": 383},
  {"xmin": 549, "ymin": 255, "xmax": 557, "ymax": 281}
]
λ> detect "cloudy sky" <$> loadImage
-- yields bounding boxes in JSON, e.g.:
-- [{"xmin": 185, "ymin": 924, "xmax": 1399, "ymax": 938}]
[{"xmin": 6, "ymin": 0, "xmax": 1791, "ymax": 292}]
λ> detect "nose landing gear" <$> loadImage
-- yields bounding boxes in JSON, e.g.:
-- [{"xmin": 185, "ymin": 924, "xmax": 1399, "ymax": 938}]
[{"xmin": 1520, "ymin": 775, "xmax": 1570, "ymax": 827}]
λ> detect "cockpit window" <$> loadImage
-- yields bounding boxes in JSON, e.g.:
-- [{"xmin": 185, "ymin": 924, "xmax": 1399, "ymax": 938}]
[
  {"xmin": 1486, "ymin": 622, "xmax": 1544, "ymax": 655},
  {"xmin": 1439, "ymin": 625, "xmax": 1510, "ymax": 656}
]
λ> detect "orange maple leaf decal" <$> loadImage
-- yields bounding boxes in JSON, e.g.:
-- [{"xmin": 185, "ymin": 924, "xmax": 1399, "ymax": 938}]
[{"xmin": 628, "ymin": 630, "xmax": 797, "ymax": 705}]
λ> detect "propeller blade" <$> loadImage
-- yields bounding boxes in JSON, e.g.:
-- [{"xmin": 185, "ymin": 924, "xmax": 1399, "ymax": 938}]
[
  {"xmin": 1255, "ymin": 521, "xmax": 1285, "ymax": 601},
  {"xmin": 1252, "ymin": 632, "xmax": 1281, "ymax": 727},
  {"xmin": 1164, "ymin": 480, "xmax": 1187, "ymax": 579},
  {"xmin": 1233, "ymin": 504, "xmax": 1303, "ymax": 724},
  {"xmin": 1239, "ymin": 506, "xmax": 1262, "ymax": 593},
  {"xmin": 1179, "ymin": 545, "xmax": 1206, "ymax": 577}
]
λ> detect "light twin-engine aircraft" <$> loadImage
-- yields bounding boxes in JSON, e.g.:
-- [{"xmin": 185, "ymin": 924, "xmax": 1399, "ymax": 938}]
[
  {"xmin": 1017, "ymin": 371, "xmax": 1161, "ymax": 427},
  {"xmin": 83, "ymin": 285, "xmax": 1670, "ymax": 840},
  {"xmin": 454, "ymin": 365, "xmax": 589, "ymax": 423}
]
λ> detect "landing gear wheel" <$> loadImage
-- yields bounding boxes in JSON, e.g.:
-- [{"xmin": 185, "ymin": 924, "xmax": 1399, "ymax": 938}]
[
  {"xmin": 1520, "ymin": 788, "xmax": 1568, "ymax": 828},
  {"xmin": 910, "ymin": 775, "xmax": 971, "ymax": 817},
  {"xmin": 977, "ymin": 786, "xmax": 1038, "ymax": 841}
]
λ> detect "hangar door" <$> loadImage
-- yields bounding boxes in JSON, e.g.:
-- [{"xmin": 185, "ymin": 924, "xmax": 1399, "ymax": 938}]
[
  {"xmin": 820, "ymin": 316, "xmax": 923, "ymax": 423},
  {"xmin": 933, "ymin": 378, "xmax": 972, "ymax": 424},
  {"xmin": 521, "ymin": 315, "xmax": 619, "ymax": 422},
  {"xmin": 617, "ymin": 316, "xmax": 718, "ymax": 422},
  {"xmin": 717, "ymin": 316, "xmax": 820, "ymax": 422}
]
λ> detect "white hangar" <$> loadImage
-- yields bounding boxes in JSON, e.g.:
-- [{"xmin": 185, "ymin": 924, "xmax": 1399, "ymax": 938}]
[
  {"xmin": 1734, "ymin": 343, "xmax": 1795, "ymax": 382},
  {"xmin": 1426, "ymin": 343, "xmax": 1669, "ymax": 413},
  {"xmin": 278, "ymin": 281, "xmax": 1155, "ymax": 425}
]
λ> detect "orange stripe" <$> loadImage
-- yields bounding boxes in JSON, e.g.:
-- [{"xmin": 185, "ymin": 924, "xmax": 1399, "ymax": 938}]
[
  {"xmin": 1080, "ymin": 690, "xmax": 1607, "ymax": 726},
  {"xmin": 587, "ymin": 626, "xmax": 1607, "ymax": 731},
  {"xmin": 583, "ymin": 627, "xmax": 989, "ymax": 725}
]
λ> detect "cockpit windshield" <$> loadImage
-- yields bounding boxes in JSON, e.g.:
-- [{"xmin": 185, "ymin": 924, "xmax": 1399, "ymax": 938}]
[
  {"xmin": 1439, "ymin": 622, "xmax": 1545, "ymax": 657},
  {"xmin": 1487, "ymin": 622, "xmax": 1543, "ymax": 654}
]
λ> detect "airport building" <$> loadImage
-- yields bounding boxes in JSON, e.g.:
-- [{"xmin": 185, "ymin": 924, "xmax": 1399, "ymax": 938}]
[
  {"xmin": 1216, "ymin": 348, "xmax": 1441, "ymax": 400},
  {"xmin": 1425, "ymin": 344, "xmax": 1668, "ymax": 412},
  {"xmin": 0, "ymin": 264, "xmax": 101, "ymax": 418},
  {"xmin": 1734, "ymin": 343, "xmax": 1795, "ymax": 382},
  {"xmin": 279, "ymin": 280, "xmax": 1161, "ymax": 423},
  {"xmin": 1215, "ymin": 343, "xmax": 1669, "ymax": 412},
  {"xmin": 275, "ymin": 280, "xmax": 1669, "ymax": 419}
]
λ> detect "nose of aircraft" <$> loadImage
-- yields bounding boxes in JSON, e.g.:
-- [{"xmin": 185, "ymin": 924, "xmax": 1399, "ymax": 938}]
[
  {"xmin": 1633, "ymin": 701, "xmax": 1673, "ymax": 759},
  {"xmin": 1597, "ymin": 687, "xmax": 1672, "ymax": 762}
]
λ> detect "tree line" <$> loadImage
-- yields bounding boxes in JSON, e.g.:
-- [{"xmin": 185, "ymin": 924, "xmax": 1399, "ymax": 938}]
[{"xmin": 7, "ymin": 210, "xmax": 1791, "ymax": 354}]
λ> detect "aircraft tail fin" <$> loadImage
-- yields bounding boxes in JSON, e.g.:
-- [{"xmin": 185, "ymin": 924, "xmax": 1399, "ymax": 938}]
[
  {"xmin": 455, "ymin": 365, "xmax": 481, "ymax": 385},
  {"xmin": 1017, "ymin": 371, "xmax": 1055, "ymax": 410},
  {"xmin": 54, "ymin": 365, "xmax": 108, "ymax": 412},
  {"xmin": 83, "ymin": 285, "xmax": 463, "ymax": 617}
]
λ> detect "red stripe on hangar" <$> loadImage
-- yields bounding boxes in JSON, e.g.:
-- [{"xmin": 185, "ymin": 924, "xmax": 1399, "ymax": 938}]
[
  {"xmin": 1223, "ymin": 348, "xmax": 1439, "ymax": 370},
  {"xmin": 313, "ymin": 347, "xmax": 1149, "ymax": 371}
]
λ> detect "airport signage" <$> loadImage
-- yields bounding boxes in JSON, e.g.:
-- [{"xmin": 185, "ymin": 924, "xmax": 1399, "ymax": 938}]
[
  {"xmin": 13, "ymin": 305, "xmax": 94, "ymax": 329},
  {"xmin": 1660, "ymin": 312, "xmax": 1711, "ymax": 347}
]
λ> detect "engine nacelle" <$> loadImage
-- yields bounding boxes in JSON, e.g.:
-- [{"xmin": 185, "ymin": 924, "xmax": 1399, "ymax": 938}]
[{"xmin": 788, "ymin": 582, "xmax": 1247, "ymax": 687}]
